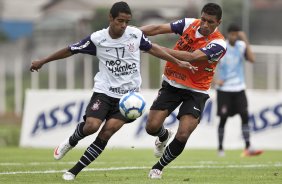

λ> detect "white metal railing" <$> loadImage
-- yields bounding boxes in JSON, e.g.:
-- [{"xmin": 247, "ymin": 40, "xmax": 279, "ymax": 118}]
[{"xmin": 0, "ymin": 44, "xmax": 282, "ymax": 115}]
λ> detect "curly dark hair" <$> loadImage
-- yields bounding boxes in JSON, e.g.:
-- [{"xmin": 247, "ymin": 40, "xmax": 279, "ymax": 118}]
[
  {"xmin": 201, "ymin": 3, "xmax": 222, "ymax": 21},
  {"xmin": 110, "ymin": 1, "xmax": 132, "ymax": 19}
]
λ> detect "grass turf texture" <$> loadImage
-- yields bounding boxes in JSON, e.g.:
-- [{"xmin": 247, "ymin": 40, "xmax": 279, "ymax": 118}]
[{"xmin": 0, "ymin": 148, "xmax": 281, "ymax": 183}]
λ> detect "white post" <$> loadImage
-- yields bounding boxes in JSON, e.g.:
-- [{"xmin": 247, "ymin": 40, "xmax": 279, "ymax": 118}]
[
  {"xmin": 66, "ymin": 57, "xmax": 75, "ymax": 89},
  {"xmin": 267, "ymin": 54, "xmax": 276, "ymax": 90},
  {"xmin": 242, "ymin": 0, "xmax": 250, "ymax": 37},
  {"xmin": 245, "ymin": 61, "xmax": 254, "ymax": 89},
  {"xmin": 279, "ymin": 55, "xmax": 282, "ymax": 90},
  {"xmin": 14, "ymin": 57, "xmax": 23, "ymax": 116},
  {"xmin": 0, "ymin": 60, "xmax": 6, "ymax": 115},
  {"xmin": 83, "ymin": 55, "xmax": 93, "ymax": 89},
  {"xmin": 140, "ymin": 53, "xmax": 150, "ymax": 89},
  {"xmin": 31, "ymin": 71, "xmax": 39, "ymax": 89},
  {"xmin": 48, "ymin": 61, "xmax": 57, "ymax": 89}
]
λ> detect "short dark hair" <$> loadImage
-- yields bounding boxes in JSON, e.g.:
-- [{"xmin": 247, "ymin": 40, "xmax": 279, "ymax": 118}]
[
  {"xmin": 227, "ymin": 24, "xmax": 241, "ymax": 33},
  {"xmin": 110, "ymin": 1, "xmax": 132, "ymax": 19},
  {"xmin": 201, "ymin": 3, "xmax": 222, "ymax": 21}
]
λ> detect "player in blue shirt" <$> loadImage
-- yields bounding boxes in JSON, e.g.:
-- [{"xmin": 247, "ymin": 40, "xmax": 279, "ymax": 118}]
[{"xmin": 215, "ymin": 24, "xmax": 263, "ymax": 157}]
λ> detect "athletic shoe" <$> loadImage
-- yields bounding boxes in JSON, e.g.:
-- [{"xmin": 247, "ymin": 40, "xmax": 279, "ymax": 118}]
[
  {"xmin": 218, "ymin": 149, "xmax": 225, "ymax": 157},
  {"xmin": 154, "ymin": 129, "xmax": 174, "ymax": 158},
  {"xmin": 62, "ymin": 171, "xmax": 75, "ymax": 181},
  {"xmin": 241, "ymin": 148, "xmax": 264, "ymax": 157},
  {"xmin": 148, "ymin": 169, "xmax": 162, "ymax": 179},
  {"xmin": 54, "ymin": 138, "xmax": 73, "ymax": 160}
]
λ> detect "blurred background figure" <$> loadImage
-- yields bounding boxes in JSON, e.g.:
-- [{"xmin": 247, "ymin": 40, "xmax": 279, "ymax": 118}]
[{"xmin": 215, "ymin": 24, "xmax": 263, "ymax": 157}]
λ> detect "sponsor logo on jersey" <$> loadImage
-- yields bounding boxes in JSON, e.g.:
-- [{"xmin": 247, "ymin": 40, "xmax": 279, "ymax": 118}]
[
  {"xmin": 172, "ymin": 19, "xmax": 183, "ymax": 25},
  {"xmin": 109, "ymin": 87, "xmax": 137, "ymax": 94},
  {"xmin": 204, "ymin": 67, "xmax": 213, "ymax": 72},
  {"xmin": 105, "ymin": 59, "xmax": 138, "ymax": 77},
  {"xmin": 71, "ymin": 41, "xmax": 90, "ymax": 50},
  {"xmin": 129, "ymin": 33, "xmax": 137, "ymax": 39},
  {"xmin": 97, "ymin": 38, "xmax": 106, "ymax": 46}
]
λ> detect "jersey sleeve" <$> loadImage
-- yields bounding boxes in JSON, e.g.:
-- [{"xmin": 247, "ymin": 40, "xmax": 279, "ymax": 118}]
[
  {"xmin": 170, "ymin": 18, "xmax": 195, "ymax": 35},
  {"xmin": 68, "ymin": 35, "xmax": 97, "ymax": 56},
  {"xmin": 170, "ymin": 18, "xmax": 185, "ymax": 35},
  {"xmin": 139, "ymin": 33, "xmax": 152, "ymax": 51},
  {"xmin": 200, "ymin": 39, "xmax": 227, "ymax": 62}
]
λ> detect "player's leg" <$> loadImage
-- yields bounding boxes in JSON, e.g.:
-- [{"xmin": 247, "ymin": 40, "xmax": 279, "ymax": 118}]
[
  {"xmin": 54, "ymin": 117, "xmax": 103, "ymax": 160},
  {"xmin": 62, "ymin": 94, "xmax": 132, "ymax": 180},
  {"xmin": 149, "ymin": 114, "xmax": 198, "ymax": 179},
  {"xmin": 148, "ymin": 89, "xmax": 208, "ymax": 179},
  {"xmin": 237, "ymin": 91, "xmax": 263, "ymax": 157},
  {"xmin": 146, "ymin": 109, "xmax": 174, "ymax": 157},
  {"xmin": 64, "ymin": 118, "xmax": 125, "ymax": 180},
  {"xmin": 216, "ymin": 90, "xmax": 231, "ymax": 156},
  {"xmin": 146, "ymin": 81, "xmax": 182, "ymax": 158},
  {"xmin": 54, "ymin": 92, "xmax": 108, "ymax": 160},
  {"xmin": 218, "ymin": 116, "xmax": 227, "ymax": 155}
]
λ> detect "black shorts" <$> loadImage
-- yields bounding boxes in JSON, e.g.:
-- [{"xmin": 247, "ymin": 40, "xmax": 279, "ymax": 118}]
[
  {"xmin": 217, "ymin": 90, "xmax": 248, "ymax": 117},
  {"xmin": 84, "ymin": 92, "xmax": 134, "ymax": 123},
  {"xmin": 150, "ymin": 81, "xmax": 209, "ymax": 120}
]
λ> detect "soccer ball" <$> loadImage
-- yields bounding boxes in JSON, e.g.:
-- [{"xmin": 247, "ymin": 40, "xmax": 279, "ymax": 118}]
[{"xmin": 119, "ymin": 92, "xmax": 146, "ymax": 120}]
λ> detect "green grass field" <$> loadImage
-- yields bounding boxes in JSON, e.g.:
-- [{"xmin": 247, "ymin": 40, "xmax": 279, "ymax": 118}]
[{"xmin": 0, "ymin": 148, "xmax": 281, "ymax": 184}]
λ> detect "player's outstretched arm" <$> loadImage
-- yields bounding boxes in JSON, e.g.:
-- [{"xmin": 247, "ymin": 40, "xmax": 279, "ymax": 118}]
[
  {"xmin": 161, "ymin": 46, "xmax": 209, "ymax": 63},
  {"xmin": 238, "ymin": 31, "xmax": 255, "ymax": 63},
  {"xmin": 30, "ymin": 47, "xmax": 73, "ymax": 72},
  {"xmin": 147, "ymin": 43, "xmax": 198, "ymax": 73},
  {"xmin": 140, "ymin": 23, "xmax": 172, "ymax": 36}
]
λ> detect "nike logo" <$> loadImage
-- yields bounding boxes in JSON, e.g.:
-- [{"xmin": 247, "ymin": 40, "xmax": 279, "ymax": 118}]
[
  {"xmin": 193, "ymin": 106, "xmax": 200, "ymax": 111},
  {"xmin": 54, "ymin": 146, "xmax": 59, "ymax": 156},
  {"xmin": 106, "ymin": 49, "xmax": 111, "ymax": 52}
]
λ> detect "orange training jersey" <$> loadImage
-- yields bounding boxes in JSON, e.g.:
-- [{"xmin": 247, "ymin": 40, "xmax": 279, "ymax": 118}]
[{"xmin": 165, "ymin": 18, "xmax": 226, "ymax": 91}]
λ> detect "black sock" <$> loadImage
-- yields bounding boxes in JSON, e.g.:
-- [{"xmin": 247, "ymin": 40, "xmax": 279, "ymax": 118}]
[
  {"xmin": 158, "ymin": 127, "xmax": 168, "ymax": 142},
  {"xmin": 218, "ymin": 117, "xmax": 227, "ymax": 150},
  {"xmin": 68, "ymin": 137, "xmax": 107, "ymax": 176},
  {"xmin": 218, "ymin": 128, "xmax": 224, "ymax": 150},
  {"xmin": 241, "ymin": 113, "xmax": 250, "ymax": 149},
  {"xmin": 152, "ymin": 138, "xmax": 186, "ymax": 171},
  {"xmin": 69, "ymin": 122, "xmax": 86, "ymax": 147}
]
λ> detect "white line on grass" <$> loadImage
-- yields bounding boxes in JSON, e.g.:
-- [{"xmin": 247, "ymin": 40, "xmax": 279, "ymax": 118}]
[{"xmin": 0, "ymin": 164, "xmax": 282, "ymax": 175}]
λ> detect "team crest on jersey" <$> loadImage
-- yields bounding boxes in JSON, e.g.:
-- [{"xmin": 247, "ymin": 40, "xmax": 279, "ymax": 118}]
[
  {"xmin": 127, "ymin": 43, "xmax": 135, "ymax": 52},
  {"xmin": 91, "ymin": 100, "xmax": 101, "ymax": 111}
]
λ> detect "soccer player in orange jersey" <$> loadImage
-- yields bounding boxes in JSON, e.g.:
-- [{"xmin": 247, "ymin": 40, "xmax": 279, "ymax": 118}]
[{"xmin": 140, "ymin": 3, "xmax": 227, "ymax": 179}]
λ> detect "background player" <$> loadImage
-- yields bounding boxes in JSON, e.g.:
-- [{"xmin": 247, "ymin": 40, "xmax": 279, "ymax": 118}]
[
  {"xmin": 215, "ymin": 24, "xmax": 263, "ymax": 157},
  {"xmin": 30, "ymin": 1, "xmax": 196, "ymax": 181},
  {"xmin": 140, "ymin": 3, "xmax": 226, "ymax": 179}
]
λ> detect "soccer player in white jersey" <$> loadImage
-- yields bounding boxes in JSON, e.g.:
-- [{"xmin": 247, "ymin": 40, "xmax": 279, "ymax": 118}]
[
  {"xmin": 30, "ymin": 1, "xmax": 196, "ymax": 181},
  {"xmin": 215, "ymin": 24, "xmax": 263, "ymax": 157}
]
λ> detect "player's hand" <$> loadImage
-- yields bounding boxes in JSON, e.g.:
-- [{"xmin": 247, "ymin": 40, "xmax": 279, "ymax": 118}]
[
  {"xmin": 215, "ymin": 80, "xmax": 224, "ymax": 86},
  {"xmin": 178, "ymin": 61, "xmax": 198, "ymax": 73},
  {"xmin": 30, "ymin": 60, "xmax": 44, "ymax": 72},
  {"xmin": 238, "ymin": 31, "xmax": 248, "ymax": 42}
]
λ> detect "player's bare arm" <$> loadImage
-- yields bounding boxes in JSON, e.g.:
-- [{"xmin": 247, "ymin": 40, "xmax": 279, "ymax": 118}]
[
  {"xmin": 238, "ymin": 31, "xmax": 255, "ymax": 63},
  {"xmin": 30, "ymin": 47, "xmax": 73, "ymax": 72},
  {"xmin": 161, "ymin": 47, "xmax": 209, "ymax": 63},
  {"xmin": 140, "ymin": 23, "xmax": 172, "ymax": 36},
  {"xmin": 148, "ymin": 43, "xmax": 198, "ymax": 73}
]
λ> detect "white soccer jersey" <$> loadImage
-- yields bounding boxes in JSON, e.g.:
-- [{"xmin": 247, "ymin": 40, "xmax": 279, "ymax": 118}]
[{"xmin": 69, "ymin": 26, "xmax": 152, "ymax": 98}]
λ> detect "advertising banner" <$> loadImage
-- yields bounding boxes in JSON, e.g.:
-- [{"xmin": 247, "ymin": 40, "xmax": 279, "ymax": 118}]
[{"xmin": 20, "ymin": 89, "xmax": 282, "ymax": 149}]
